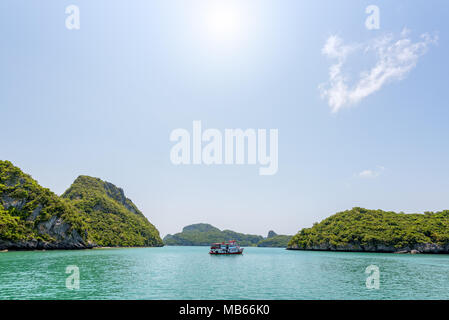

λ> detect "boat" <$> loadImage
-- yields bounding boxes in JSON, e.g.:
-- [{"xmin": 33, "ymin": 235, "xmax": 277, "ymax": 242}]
[{"xmin": 209, "ymin": 240, "xmax": 244, "ymax": 254}]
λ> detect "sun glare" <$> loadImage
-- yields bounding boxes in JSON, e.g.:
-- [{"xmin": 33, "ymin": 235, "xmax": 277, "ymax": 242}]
[
  {"xmin": 203, "ymin": 2, "xmax": 245, "ymax": 47},
  {"xmin": 187, "ymin": 0, "xmax": 262, "ymax": 57},
  {"xmin": 207, "ymin": 6, "xmax": 240, "ymax": 38}
]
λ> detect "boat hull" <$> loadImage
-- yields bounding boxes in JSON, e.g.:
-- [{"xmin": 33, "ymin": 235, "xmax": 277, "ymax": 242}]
[
  {"xmin": 209, "ymin": 251, "xmax": 243, "ymax": 255},
  {"xmin": 209, "ymin": 240, "xmax": 244, "ymax": 255}
]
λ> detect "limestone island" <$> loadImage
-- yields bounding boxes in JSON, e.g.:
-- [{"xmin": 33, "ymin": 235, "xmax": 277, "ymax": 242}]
[
  {"xmin": 164, "ymin": 223, "xmax": 292, "ymax": 248},
  {"xmin": 287, "ymin": 207, "xmax": 449, "ymax": 254},
  {"xmin": 0, "ymin": 160, "xmax": 163, "ymax": 250}
]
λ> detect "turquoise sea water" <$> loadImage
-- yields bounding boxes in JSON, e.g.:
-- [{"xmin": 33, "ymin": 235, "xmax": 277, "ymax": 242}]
[{"xmin": 1, "ymin": 246, "xmax": 449, "ymax": 300}]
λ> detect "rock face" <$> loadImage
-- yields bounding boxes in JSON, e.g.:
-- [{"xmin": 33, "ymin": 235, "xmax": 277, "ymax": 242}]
[
  {"xmin": 267, "ymin": 230, "xmax": 277, "ymax": 238},
  {"xmin": 0, "ymin": 160, "xmax": 163, "ymax": 250},
  {"xmin": 62, "ymin": 175, "xmax": 163, "ymax": 247},
  {"xmin": 0, "ymin": 227, "xmax": 87, "ymax": 250},
  {"xmin": 287, "ymin": 207, "xmax": 449, "ymax": 254}
]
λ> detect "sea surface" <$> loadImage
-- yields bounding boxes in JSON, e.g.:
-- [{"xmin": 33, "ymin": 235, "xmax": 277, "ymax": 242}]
[{"xmin": 1, "ymin": 246, "xmax": 449, "ymax": 299}]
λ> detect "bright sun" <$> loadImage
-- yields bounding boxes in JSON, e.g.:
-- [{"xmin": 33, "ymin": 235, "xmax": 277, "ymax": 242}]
[
  {"xmin": 203, "ymin": 2, "xmax": 245, "ymax": 47},
  {"xmin": 207, "ymin": 5, "xmax": 240, "ymax": 39}
]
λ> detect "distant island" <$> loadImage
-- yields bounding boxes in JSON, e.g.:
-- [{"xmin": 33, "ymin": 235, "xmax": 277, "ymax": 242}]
[
  {"xmin": 163, "ymin": 223, "xmax": 292, "ymax": 247},
  {"xmin": 288, "ymin": 207, "xmax": 449, "ymax": 254},
  {"xmin": 0, "ymin": 160, "xmax": 163, "ymax": 250}
]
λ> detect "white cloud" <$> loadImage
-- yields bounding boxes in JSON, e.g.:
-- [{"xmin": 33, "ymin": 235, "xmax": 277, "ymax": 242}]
[
  {"xmin": 358, "ymin": 166, "xmax": 385, "ymax": 179},
  {"xmin": 358, "ymin": 170, "xmax": 378, "ymax": 178},
  {"xmin": 320, "ymin": 29, "xmax": 438, "ymax": 112}
]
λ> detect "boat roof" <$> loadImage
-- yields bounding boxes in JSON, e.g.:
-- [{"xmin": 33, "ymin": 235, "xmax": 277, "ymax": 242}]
[{"xmin": 212, "ymin": 240, "xmax": 237, "ymax": 244}]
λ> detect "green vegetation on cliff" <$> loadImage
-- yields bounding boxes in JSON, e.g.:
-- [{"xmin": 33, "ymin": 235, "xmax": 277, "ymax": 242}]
[
  {"xmin": 0, "ymin": 160, "xmax": 163, "ymax": 249},
  {"xmin": 0, "ymin": 205, "xmax": 34, "ymax": 241},
  {"xmin": 62, "ymin": 175, "xmax": 163, "ymax": 247},
  {"xmin": 164, "ymin": 224, "xmax": 291, "ymax": 247},
  {"xmin": 0, "ymin": 160, "xmax": 88, "ymax": 246},
  {"xmin": 288, "ymin": 207, "xmax": 449, "ymax": 251}
]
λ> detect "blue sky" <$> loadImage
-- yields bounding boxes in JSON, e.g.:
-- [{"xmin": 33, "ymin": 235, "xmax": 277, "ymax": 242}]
[{"xmin": 1, "ymin": 0, "xmax": 448, "ymax": 237}]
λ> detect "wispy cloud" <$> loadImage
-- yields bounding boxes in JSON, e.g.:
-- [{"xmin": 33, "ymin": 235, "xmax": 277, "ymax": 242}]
[
  {"xmin": 320, "ymin": 29, "xmax": 438, "ymax": 112},
  {"xmin": 358, "ymin": 166, "xmax": 385, "ymax": 179}
]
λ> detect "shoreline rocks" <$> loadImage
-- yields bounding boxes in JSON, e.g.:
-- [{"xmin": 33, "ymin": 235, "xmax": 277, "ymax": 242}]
[
  {"xmin": 0, "ymin": 239, "xmax": 95, "ymax": 251},
  {"xmin": 287, "ymin": 242, "xmax": 449, "ymax": 254}
]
